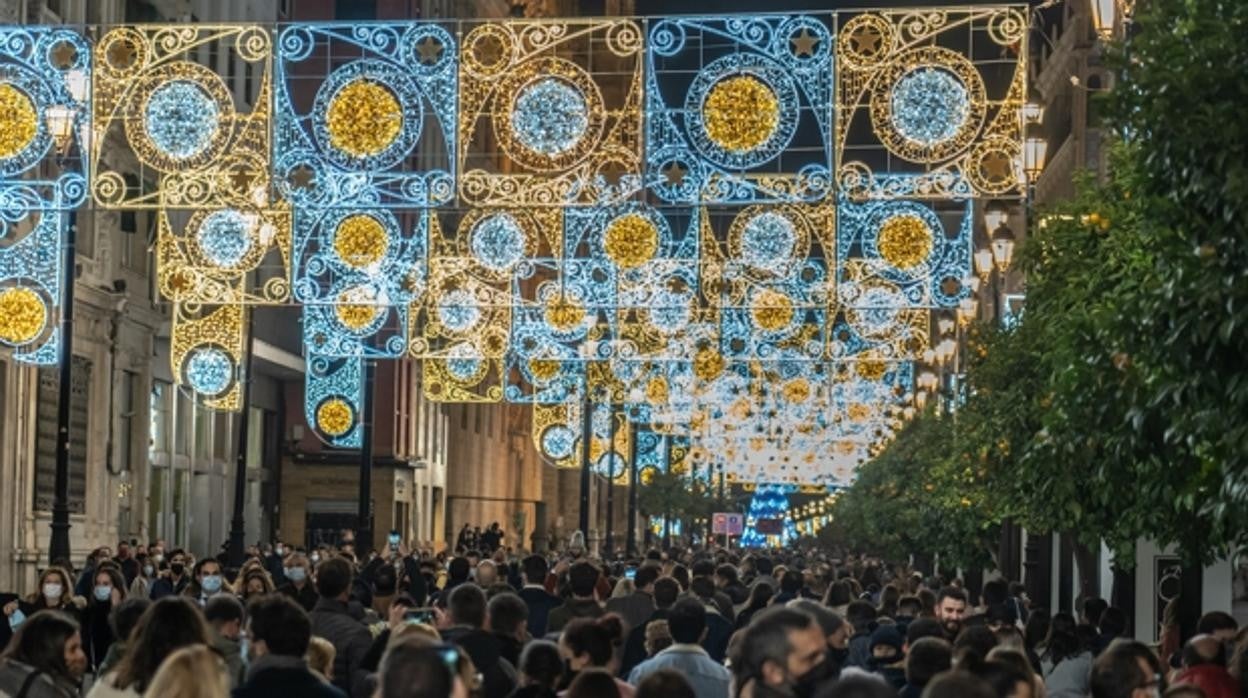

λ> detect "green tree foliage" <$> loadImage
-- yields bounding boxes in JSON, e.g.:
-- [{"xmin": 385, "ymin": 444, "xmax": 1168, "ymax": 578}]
[{"xmin": 829, "ymin": 0, "xmax": 1248, "ymax": 566}]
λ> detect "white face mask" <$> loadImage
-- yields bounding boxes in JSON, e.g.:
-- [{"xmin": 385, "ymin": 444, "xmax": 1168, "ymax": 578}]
[{"xmin": 42, "ymin": 582, "xmax": 63, "ymax": 600}]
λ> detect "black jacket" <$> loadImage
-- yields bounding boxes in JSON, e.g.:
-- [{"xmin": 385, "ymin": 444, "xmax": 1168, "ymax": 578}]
[
  {"xmin": 309, "ymin": 598, "xmax": 373, "ymax": 698},
  {"xmin": 233, "ymin": 662, "xmax": 347, "ymax": 698},
  {"xmin": 278, "ymin": 581, "xmax": 319, "ymax": 613},
  {"xmin": 442, "ymin": 626, "xmax": 517, "ymax": 698},
  {"xmin": 517, "ymin": 586, "xmax": 562, "ymax": 638}
]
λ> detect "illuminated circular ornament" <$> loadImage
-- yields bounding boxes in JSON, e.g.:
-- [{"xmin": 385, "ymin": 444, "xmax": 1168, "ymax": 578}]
[
  {"xmin": 437, "ymin": 289, "xmax": 481, "ymax": 333},
  {"xmin": 877, "ymin": 214, "xmax": 933, "ymax": 269},
  {"xmin": 890, "ymin": 67, "xmax": 970, "ymax": 146},
  {"xmin": 693, "ymin": 347, "xmax": 725, "ymax": 381},
  {"xmin": 144, "ymin": 80, "xmax": 220, "ymax": 160},
  {"xmin": 847, "ymin": 403, "xmax": 871, "ymax": 422},
  {"xmin": 646, "ymin": 290, "xmax": 691, "ymax": 335},
  {"xmin": 334, "ymin": 286, "xmax": 382, "ymax": 332},
  {"xmin": 185, "ymin": 347, "xmax": 232, "ymax": 396},
  {"xmin": 783, "ymin": 378, "xmax": 811, "ymax": 404},
  {"xmin": 326, "ymin": 79, "xmax": 403, "ymax": 158},
  {"xmin": 195, "ymin": 209, "xmax": 254, "ymax": 268},
  {"xmin": 646, "ymin": 377, "xmax": 669, "ymax": 405},
  {"xmin": 470, "ymin": 213, "xmax": 526, "ymax": 273},
  {"xmin": 0, "ymin": 84, "xmax": 39, "ymax": 160},
  {"xmin": 528, "ymin": 358, "xmax": 561, "ymax": 382},
  {"xmin": 751, "ymin": 289, "xmax": 795, "ymax": 332},
  {"xmin": 856, "ymin": 358, "xmax": 887, "ymax": 381},
  {"xmin": 545, "ymin": 297, "xmax": 585, "ymax": 332},
  {"xmin": 603, "ymin": 214, "xmax": 659, "ymax": 269},
  {"xmin": 317, "ymin": 398, "xmax": 355, "ymax": 437},
  {"xmin": 541, "ymin": 425, "xmax": 575, "ymax": 459},
  {"xmin": 510, "ymin": 78, "xmax": 588, "ymax": 156},
  {"xmin": 702, "ymin": 75, "xmax": 780, "ymax": 153},
  {"xmin": 738, "ymin": 211, "xmax": 796, "ymax": 271},
  {"xmin": 0, "ymin": 287, "xmax": 46, "ymax": 345},
  {"xmin": 333, "ymin": 214, "xmax": 390, "ymax": 270}
]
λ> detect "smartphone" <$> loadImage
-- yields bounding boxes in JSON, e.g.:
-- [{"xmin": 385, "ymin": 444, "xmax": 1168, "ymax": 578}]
[
  {"xmin": 437, "ymin": 644, "xmax": 460, "ymax": 672},
  {"xmin": 625, "ymin": 567, "xmax": 637, "ymax": 580},
  {"xmin": 404, "ymin": 607, "xmax": 436, "ymax": 625},
  {"xmin": 388, "ymin": 531, "xmax": 400, "ymax": 551}
]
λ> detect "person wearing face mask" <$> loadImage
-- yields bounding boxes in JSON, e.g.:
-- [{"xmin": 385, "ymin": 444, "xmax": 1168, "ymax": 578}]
[
  {"xmin": 184, "ymin": 559, "xmax": 226, "ymax": 606},
  {"xmin": 82, "ymin": 567, "xmax": 127, "ymax": 674},
  {"xmin": 278, "ymin": 553, "xmax": 318, "ymax": 612},
  {"xmin": 0, "ymin": 610, "xmax": 89, "ymax": 698},
  {"xmin": 787, "ymin": 600, "xmax": 849, "ymax": 684},
  {"xmin": 27, "ymin": 567, "xmax": 84, "ymax": 623},
  {"xmin": 149, "ymin": 549, "xmax": 191, "ymax": 600},
  {"xmin": 206, "ymin": 594, "xmax": 248, "ymax": 689},
  {"xmin": 127, "ymin": 554, "xmax": 157, "ymax": 600},
  {"xmin": 729, "ymin": 607, "xmax": 827, "ymax": 698}
]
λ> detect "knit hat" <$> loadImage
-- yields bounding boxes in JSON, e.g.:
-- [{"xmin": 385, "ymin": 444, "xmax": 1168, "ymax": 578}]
[{"xmin": 870, "ymin": 624, "xmax": 905, "ymax": 653}]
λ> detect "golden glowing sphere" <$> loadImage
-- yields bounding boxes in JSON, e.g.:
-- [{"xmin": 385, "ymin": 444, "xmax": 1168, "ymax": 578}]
[
  {"xmin": 783, "ymin": 378, "xmax": 810, "ymax": 404},
  {"xmin": 645, "ymin": 376, "xmax": 669, "ymax": 405},
  {"xmin": 545, "ymin": 297, "xmax": 584, "ymax": 332},
  {"xmin": 693, "ymin": 347, "xmax": 724, "ymax": 381},
  {"xmin": 847, "ymin": 402, "xmax": 871, "ymax": 422},
  {"xmin": 878, "ymin": 214, "xmax": 933, "ymax": 269},
  {"xmin": 333, "ymin": 214, "xmax": 389, "ymax": 269},
  {"xmin": 703, "ymin": 75, "xmax": 780, "ymax": 153},
  {"xmin": 856, "ymin": 358, "xmax": 887, "ymax": 381},
  {"xmin": 326, "ymin": 80, "xmax": 402, "ymax": 158},
  {"xmin": 730, "ymin": 398, "xmax": 752, "ymax": 420},
  {"xmin": 603, "ymin": 214, "xmax": 659, "ymax": 269},
  {"xmin": 751, "ymin": 289, "xmax": 794, "ymax": 331},
  {"xmin": 749, "ymin": 437, "xmax": 766, "ymax": 452},
  {"xmin": 317, "ymin": 399, "xmax": 355, "ymax": 437},
  {"xmin": 0, "ymin": 287, "xmax": 46, "ymax": 345},
  {"xmin": 528, "ymin": 358, "xmax": 560, "ymax": 382},
  {"xmin": 0, "ymin": 84, "xmax": 38, "ymax": 160},
  {"xmin": 334, "ymin": 287, "xmax": 381, "ymax": 331}
]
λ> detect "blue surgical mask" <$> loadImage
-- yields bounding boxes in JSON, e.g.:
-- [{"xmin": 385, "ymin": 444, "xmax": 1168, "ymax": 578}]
[
  {"xmin": 201, "ymin": 574, "xmax": 223, "ymax": 594},
  {"xmin": 286, "ymin": 566, "xmax": 307, "ymax": 583},
  {"xmin": 94, "ymin": 585, "xmax": 112, "ymax": 602},
  {"xmin": 8, "ymin": 609, "xmax": 25, "ymax": 629}
]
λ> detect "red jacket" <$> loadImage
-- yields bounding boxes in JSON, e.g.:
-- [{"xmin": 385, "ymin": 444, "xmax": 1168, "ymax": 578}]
[{"xmin": 1176, "ymin": 664, "xmax": 1242, "ymax": 698}]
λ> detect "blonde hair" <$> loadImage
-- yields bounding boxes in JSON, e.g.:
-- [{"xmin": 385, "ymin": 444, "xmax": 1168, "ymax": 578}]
[
  {"xmin": 388, "ymin": 622, "xmax": 442, "ymax": 649},
  {"xmin": 145, "ymin": 645, "xmax": 229, "ymax": 698},
  {"xmin": 306, "ymin": 636, "xmax": 336, "ymax": 682}
]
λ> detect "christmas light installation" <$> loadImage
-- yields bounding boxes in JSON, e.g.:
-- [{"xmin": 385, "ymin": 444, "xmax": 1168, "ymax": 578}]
[
  {"xmin": 14, "ymin": 7, "xmax": 1035, "ymax": 487},
  {"xmin": 740, "ymin": 483, "xmax": 798, "ymax": 547}
]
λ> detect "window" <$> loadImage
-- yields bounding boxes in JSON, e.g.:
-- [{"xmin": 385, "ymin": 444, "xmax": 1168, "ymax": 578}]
[
  {"xmin": 150, "ymin": 381, "xmax": 170, "ymax": 457},
  {"xmin": 244, "ymin": 62, "xmax": 255, "ymax": 106},
  {"xmin": 117, "ymin": 371, "xmax": 137, "ymax": 473},
  {"xmin": 35, "ymin": 358, "xmax": 90, "ymax": 513},
  {"xmin": 74, "ymin": 207, "xmax": 94, "ymax": 259},
  {"xmin": 335, "ymin": 0, "xmax": 377, "ymax": 20}
]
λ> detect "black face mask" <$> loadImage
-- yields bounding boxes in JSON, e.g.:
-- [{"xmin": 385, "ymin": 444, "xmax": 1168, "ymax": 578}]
[
  {"xmin": 795, "ymin": 660, "xmax": 837, "ymax": 698},
  {"xmin": 825, "ymin": 647, "xmax": 849, "ymax": 668},
  {"xmin": 170, "ymin": 563, "xmax": 185, "ymax": 576}
]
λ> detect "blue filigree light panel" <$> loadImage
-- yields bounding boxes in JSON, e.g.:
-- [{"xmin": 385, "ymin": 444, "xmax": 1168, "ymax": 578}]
[
  {"xmin": 645, "ymin": 16, "xmax": 834, "ymax": 204},
  {"xmin": 0, "ymin": 27, "xmax": 89, "ymax": 365}
]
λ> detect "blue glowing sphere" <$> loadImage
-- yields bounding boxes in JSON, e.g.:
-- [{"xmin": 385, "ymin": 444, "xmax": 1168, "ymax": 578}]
[
  {"xmin": 890, "ymin": 68, "xmax": 969, "ymax": 146},
  {"xmin": 196, "ymin": 209, "xmax": 253, "ymax": 268},
  {"xmin": 186, "ymin": 347, "xmax": 232, "ymax": 396},
  {"xmin": 470, "ymin": 213, "xmax": 525, "ymax": 272},
  {"xmin": 144, "ymin": 80, "xmax": 220, "ymax": 160},
  {"xmin": 438, "ymin": 289, "xmax": 481, "ymax": 332},
  {"xmin": 510, "ymin": 78, "xmax": 588, "ymax": 156},
  {"xmin": 740, "ymin": 212, "xmax": 797, "ymax": 270},
  {"xmin": 542, "ymin": 425, "xmax": 575, "ymax": 459}
]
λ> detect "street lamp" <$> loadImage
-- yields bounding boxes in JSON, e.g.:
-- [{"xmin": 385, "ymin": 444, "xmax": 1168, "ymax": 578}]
[
  {"xmin": 1089, "ymin": 0, "xmax": 1117, "ymax": 39},
  {"xmin": 991, "ymin": 225, "xmax": 1017, "ymax": 273},
  {"xmin": 1023, "ymin": 124, "xmax": 1049, "ymax": 184},
  {"xmin": 1022, "ymin": 86, "xmax": 1045, "ymax": 125},
  {"xmin": 973, "ymin": 247, "xmax": 995, "ymax": 281},
  {"xmin": 45, "ymin": 88, "xmax": 84, "ymax": 567}
]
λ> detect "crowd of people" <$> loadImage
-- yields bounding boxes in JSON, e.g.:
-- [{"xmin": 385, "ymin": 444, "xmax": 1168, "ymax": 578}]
[{"xmin": 0, "ymin": 531, "xmax": 1244, "ymax": 698}]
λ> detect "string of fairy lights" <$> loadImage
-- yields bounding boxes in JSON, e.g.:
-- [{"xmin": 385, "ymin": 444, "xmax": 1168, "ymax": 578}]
[{"xmin": 0, "ymin": 8, "xmax": 1032, "ymax": 493}]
